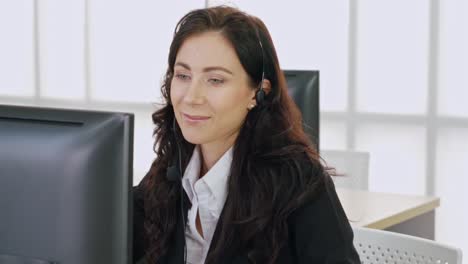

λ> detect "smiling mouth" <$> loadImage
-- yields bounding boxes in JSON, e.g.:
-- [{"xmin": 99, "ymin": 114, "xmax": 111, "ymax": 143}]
[{"xmin": 182, "ymin": 113, "xmax": 211, "ymax": 121}]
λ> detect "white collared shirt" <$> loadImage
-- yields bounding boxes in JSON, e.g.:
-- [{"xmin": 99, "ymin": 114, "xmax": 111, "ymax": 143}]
[{"xmin": 181, "ymin": 145, "xmax": 233, "ymax": 264}]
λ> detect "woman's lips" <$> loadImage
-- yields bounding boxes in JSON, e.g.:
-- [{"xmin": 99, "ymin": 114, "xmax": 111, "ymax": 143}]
[{"xmin": 182, "ymin": 113, "xmax": 210, "ymax": 122}]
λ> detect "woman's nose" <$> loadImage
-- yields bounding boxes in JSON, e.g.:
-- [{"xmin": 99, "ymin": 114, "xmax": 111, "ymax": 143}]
[{"xmin": 183, "ymin": 78, "xmax": 205, "ymax": 105}]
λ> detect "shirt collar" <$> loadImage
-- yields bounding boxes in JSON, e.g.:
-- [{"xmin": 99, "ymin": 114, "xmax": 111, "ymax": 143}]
[
  {"xmin": 182, "ymin": 145, "xmax": 233, "ymax": 209},
  {"xmin": 181, "ymin": 146, "xmax": 201, "ymax": 202}
]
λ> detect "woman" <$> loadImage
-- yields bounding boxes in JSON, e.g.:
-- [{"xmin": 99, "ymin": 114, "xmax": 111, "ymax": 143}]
[{"xmin": 133, "ymin": 6, "xmax": 360, "ymax": 264}]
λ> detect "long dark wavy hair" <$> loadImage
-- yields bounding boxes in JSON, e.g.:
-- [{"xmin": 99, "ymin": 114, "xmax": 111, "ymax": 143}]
[{"xmin": 140, "ymin": 6, "xmax": 327, "ymax": 264}]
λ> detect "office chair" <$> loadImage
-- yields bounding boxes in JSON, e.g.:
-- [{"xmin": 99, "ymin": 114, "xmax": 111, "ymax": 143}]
[{"xmin": 353, "ymin": 227, "xmax": 463, "ymax": 264}]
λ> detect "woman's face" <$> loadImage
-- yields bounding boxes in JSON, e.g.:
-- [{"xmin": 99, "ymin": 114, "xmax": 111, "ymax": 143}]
[{"xmin": 170, "ymin": 31, "xmax": 257, "ymax": 147}]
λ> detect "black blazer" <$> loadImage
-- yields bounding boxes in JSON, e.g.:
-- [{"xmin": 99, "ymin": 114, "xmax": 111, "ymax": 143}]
[{"xmin": 133, "ymin": 165, "xmax": 361, "ymax": 264}]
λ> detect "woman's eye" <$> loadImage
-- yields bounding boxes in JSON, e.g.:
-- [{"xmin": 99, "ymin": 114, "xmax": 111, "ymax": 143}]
[
  {"xmin": 175, "ymin": 74, "xmax": 190, "ymax": 81},
  {"xmin": 208, "ymin": 78, "xmax": 224, "ymax": 85}
]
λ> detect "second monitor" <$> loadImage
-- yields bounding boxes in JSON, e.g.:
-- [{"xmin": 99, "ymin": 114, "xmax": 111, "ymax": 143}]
[{"xmin": 284, "ymin": 70, "xmax": 320, "ymax": 151}]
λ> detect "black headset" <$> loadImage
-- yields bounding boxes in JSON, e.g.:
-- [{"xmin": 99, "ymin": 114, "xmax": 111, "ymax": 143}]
[
  {"xmin": 165, "ymin": 118, "xmax": 182, "ymax": 182},
  {"xmin": 255, "ymin": 26, "xmax": 266, "ymax": 105},
  {"xmin": 165, "ymin": 117, "xmax": 187, "ymax": 263},
  {"xmin": 165, "ymin": 21, "xmax": 266, "ymax": 264}
]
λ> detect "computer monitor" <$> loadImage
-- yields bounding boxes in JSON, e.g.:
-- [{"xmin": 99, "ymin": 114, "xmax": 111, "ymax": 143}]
[
  {"xmin": 284, "ymin": 70, "xmax": 320, "ymax": 150},
  {"xmin": 0, "ymin": 104, "xmax": 134, "ymax": 264}
]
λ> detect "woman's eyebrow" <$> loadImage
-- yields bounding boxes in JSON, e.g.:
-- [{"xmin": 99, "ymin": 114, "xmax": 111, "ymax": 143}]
[
  {"xmin": 203, "ymin": 66, "xmax": 233, "ymax": 75},
  {"xmin": 175, "ymin": 61, "xmax": 233, "ymax": 75},
  {"xmin": 174, "ymin": 62, "xmax": 191, "ymax": 70}
]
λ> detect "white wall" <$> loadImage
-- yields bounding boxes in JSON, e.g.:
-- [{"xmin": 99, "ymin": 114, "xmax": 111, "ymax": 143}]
[{"xmin": 1, "ymin": 0, "xmax": 467, "ymax": 255}]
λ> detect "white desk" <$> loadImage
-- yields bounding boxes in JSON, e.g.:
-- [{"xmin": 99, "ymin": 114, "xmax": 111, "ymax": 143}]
[{"xmin": 337, "ymin": 188, "xmax": 440, "ymax": 239}]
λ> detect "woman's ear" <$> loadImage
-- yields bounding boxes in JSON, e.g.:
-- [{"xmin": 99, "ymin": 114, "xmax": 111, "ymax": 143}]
[
  {"xmin": 248, "ymin": 79, "xmax": 272, "ymax": 109},
  {"xmin": 261, "ymin": 79, "xmax": 272, "ymax": 95},
  {"xmin": 249, "ymin": 79, "xmax": 272, "ymax": 99}
]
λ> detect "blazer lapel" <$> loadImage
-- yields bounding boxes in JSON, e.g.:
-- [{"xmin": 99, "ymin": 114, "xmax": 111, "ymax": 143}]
[
  {"xmin": 164, "ymin": 193, "xmax": 250, "ymax": 264},
  {"xmin": 205, "ymin": 197, "xmax": 250, "ymax": 264}
]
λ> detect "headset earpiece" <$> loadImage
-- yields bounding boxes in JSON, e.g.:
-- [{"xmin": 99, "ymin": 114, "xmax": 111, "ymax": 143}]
[{"xmin": 256, "ymin": 88, "xmax": 265, "ymax": 104}]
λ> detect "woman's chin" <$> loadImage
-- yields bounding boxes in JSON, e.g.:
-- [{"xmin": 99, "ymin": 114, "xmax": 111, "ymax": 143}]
[{"xmin": 180, "ymin": 131, "xmax": 207, "ymax": 145}]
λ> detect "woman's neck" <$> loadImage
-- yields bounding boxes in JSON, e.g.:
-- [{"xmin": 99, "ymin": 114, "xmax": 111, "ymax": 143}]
[{"xmin": 198, "ymin": 134, "xmax": 237, "ymax": 177}]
